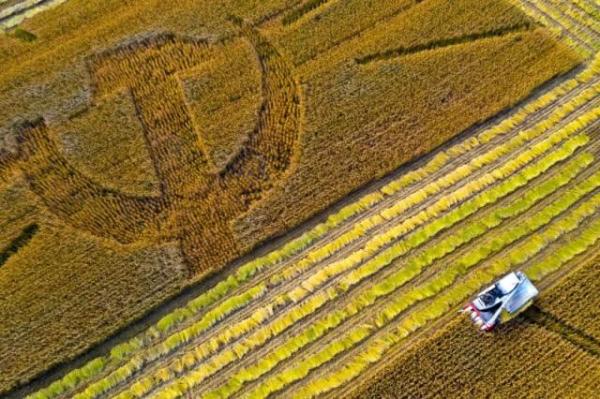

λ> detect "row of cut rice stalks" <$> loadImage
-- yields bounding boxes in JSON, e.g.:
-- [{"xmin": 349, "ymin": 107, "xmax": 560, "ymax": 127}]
[{"xmin": 507, "ymin": 0, "xmax": 600, "ymax": 58}]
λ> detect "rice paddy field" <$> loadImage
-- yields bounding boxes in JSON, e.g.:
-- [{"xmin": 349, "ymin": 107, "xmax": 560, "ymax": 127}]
[{"xmin": 0, "ymin": 0, "xmax": 598, "ymax": 398}]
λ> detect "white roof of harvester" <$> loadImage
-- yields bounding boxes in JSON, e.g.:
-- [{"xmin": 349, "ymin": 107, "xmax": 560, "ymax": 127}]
[{"xmin": 496, "ymin": 272, "xmax": 520, "ymax": 295}]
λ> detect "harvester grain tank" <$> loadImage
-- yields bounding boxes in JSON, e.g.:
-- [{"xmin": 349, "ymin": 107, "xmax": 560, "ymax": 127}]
[{"xmin": 461, "ymin": 271, "xmax": 538, "ymax": 331}]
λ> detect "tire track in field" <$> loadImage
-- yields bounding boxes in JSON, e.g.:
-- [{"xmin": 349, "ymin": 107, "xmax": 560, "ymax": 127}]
[
  {"xmin": 403, "ymin": 157, "xmax": 600, "ymax": 291},
  {"xmin": 0, "ymin": 0, "xmax": 44, "ymax": 20},
  {"xmin": 538, "ymin": 0, "xmax": 600, "ymax": 49},
  {"xmin": 355, "ymin": 22, "xmax": 535, "ymax": 64}
]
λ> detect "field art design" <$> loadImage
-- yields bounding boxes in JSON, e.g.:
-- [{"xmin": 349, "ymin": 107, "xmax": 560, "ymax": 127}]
[
  {"xmin": 8, "ymin": 24, "xmax": 301, "ymax": 275},
  {"xmin": 0, "ymin": 0, "xmax": 599, "ymax": 398}
]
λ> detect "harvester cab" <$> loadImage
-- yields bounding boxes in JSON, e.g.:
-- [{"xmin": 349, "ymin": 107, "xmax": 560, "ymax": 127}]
[{"xmin": 461, "ymin": 271, "xmax": 538, "ymax": 332}]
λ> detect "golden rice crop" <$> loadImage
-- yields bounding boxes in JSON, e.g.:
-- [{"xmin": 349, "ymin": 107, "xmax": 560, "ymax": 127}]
[
  {"xmin": 0, "ymin": 0, "xmax": 588, "ymax": 395},
  {"xmin": 535, "ymin": 252, "xmax": 600, "ymax": 340},
  {"xmin": 296, "ymin": 195, "xmax": 600, "ymax": 399},
  {"xmin": 150, "ymin": 134, "xmax": 595, "ymax": 399},
  {"xmin": 349, "ymin": 313, "xmax": 599, "ymax": 399},
  {"xmin": 27, "ymin": 45, "xmax": 596, "ymax": 399},
  {"xmin": 243, "ymin": 161, "xmax": 600, "ymax": 399}
]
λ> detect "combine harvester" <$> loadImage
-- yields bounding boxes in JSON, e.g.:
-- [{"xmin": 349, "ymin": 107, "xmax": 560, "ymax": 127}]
[{"xmin": 462, "ymin": 271, "xmax": 539, "ymax": 331}]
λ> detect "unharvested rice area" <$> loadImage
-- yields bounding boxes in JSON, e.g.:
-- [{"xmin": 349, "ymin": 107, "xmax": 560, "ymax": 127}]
[{"xmin": 347, "ymin": 308, "xmax": 600, "ymax": 399}]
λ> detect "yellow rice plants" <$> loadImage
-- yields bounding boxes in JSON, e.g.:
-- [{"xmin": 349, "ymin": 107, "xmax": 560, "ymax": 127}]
[
  {"xmin": 270, "ymin": 0, "xmax": 420, "ymax": 65},
  {"xmin": 5, "ymin": 0, "xmax": 588, "ymax": 395},
  {"xmin": 234, "ymin": 7, "xmax": 579, "ymax": 248},
  {"xmin": 548, "ymin": 0, "xmax": 600, "ymax": 34},
  {"xmin": 350, "ymin": 313, "xmax": 599, "ymax": 398},
  {"xmin": 571, "ymin": 0, "xmax": 600, "ymax": 21},
  {"xmin": 135, "ymin": 111, "xmax": 598, "ymax": 399},
  {"xmin": 535, "ymin": 250, "xmax": 600, "ymax": 340},
  {"xmin": 293, "ymin": 188, "xmax": 600, "ymax": 399},
  {"xmin": 506, "ymin": 0, "xmax": 593, "ymax": 58},
  {"xmin": 531, "ymin": 0, "xmax": 598, "ymax": 51},
  {"xmin": 275, "ymin": 99, "xmax": 600, "ymax": 295},
  {"xmin": 299, "ymin": 0, "xmax": 536, "ymax": 72},
  {"xmin": 381, "ymin": 53, "xmax": 599, "ymax": 195},
  {"xmin": 236, "ymin": 151, "xmax": 600, "ymax": 399},
  {"xmin": 149, "ymin": 133, "xmax": 593, "ymax": 399}
]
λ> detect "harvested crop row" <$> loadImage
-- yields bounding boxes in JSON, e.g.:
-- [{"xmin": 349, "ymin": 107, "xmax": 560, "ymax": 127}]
[
  {"xmin": 90, "ymin": 127, "xmax": 590, "ymax": 398},
  {"xmin": 333, "ymin": 173, "xmax": 600, "ymax": 399},
  {"xmin": 198, "ymin": 134, "xmax": 600, "ymax": 396},
  {"xmin": 0, "ymin": 0, "xmax": 67, "ymax": 30},
  {"xmin": 132, "ymin": 139, "xmax": 591, "ymax": 399},
  {"xmin": 548, "ymin": 0, "xmax": 600, "ymax": 35},
  {"xmin": 344, "ymin": 225, "xmax": 600, "ymax": 399},
  {"xmin": 150, "ymin": 132, "xmax": 596, "ymax": 399},
  {"xmin": 246, "ymin": 157, "xmax": 600, "ymax": 399},
  {"xmin": 291, "ymin": 191, "xmax": 600, "ymax": 399},
  {"xmin": 572, "ymin": 0, "xmax": 600, "ymax": 21},
  {"xmin": 28, "ymin": 55, "xmax": 600, "ymax": 399},
  {"xmin": 508, "ymin": 0, "xmax": 597, "ymax": 57},
  {"xmin": 97, "ymin": 111, "xmax": 598, "ymax": 399},
  {"xmin": 533, "ymin": 0, "xmax": 599, "ymax": 48}
]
